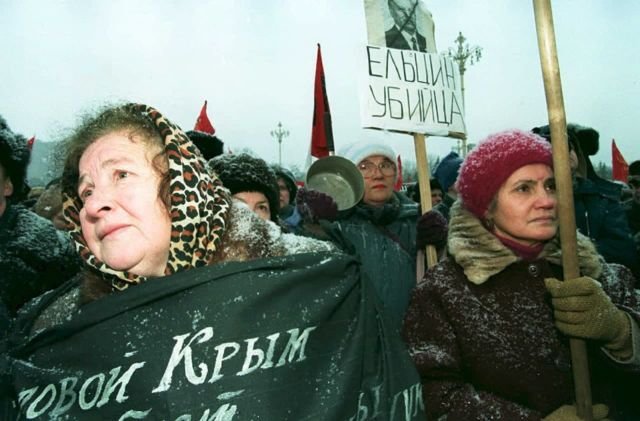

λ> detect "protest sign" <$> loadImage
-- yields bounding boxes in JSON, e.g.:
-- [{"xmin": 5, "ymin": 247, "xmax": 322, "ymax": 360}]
[{"xmin": 360, "ymin": 46, "xmax": 466, "ymax": 137}]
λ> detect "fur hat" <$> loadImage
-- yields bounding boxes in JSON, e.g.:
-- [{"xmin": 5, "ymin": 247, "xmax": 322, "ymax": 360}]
[
  {"xmin": 208, "ymin": 153, "xmax": 280, "ymax": 222},
  {"xmin": 430, "ymin": 178, "xmax": 443, "ymax": 194},
  {"xmin": 531, "ymin": 123, "xmax": 599, "ymax": 179},
  {"xmin": 272, "ymin": 165, "xmax": 298, "ymax": 205},
  {"xmin": 407, "ymin": 178, "xmax": 442, "ymax": 203},
  {"xmin": 532, "ymin": 124, "xmax": 577, "ymax": 152},
  {"xmin": 340, "ymin": 141, "xmax": 397, "ymax": 166},
  {"xmin": 186, "ymin": 130, "xmax": 225, "ymax": 161},
  {"xmin": 0, "ymin": 115, "xmax": 31, "ymax": 202},
  {"xmin": 531, "ymin": 123, "xmax": 599, "ymax": 155},
  {"xmin": 456, "ymin": 130, "xmax": 553, "ymax": 219},
  {"xmin": 569, "ymin": 124, "xmax": 599, "ymax": 156},
  {"xmin": 433, "ymin": 151, "xmax": 463, "ymax": 194}
]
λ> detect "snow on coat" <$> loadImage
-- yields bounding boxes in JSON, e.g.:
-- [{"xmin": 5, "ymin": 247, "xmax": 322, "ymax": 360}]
[
  {"xmin": 329, "ymin": 191, "xmax": 419, "ymax": 328},
  {"xmin": 211, "ymin": 199, "xmax": 336, "ymax": 263},
  {"xmin": 0, "ymin": 203, "xmax": 80, "ymax": 315},
  {"xmin": 403, "ymin": 200, "xmax": 640, "ymax": 420}
]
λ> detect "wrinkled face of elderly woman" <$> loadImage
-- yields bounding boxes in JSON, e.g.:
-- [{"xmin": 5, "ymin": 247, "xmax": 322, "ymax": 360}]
[
  {"xmin": 77, "ymin": 131, "xmax": 172, "ymax": 277},
  {"xmin": 487, "ymin": 163, "xmax": 557, "ymax": 247}
]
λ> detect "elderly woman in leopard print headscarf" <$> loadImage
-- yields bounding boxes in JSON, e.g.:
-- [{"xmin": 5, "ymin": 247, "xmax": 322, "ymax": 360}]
[
  {"xmin": 403, "ymin": 130, "xmax": 640, "ymax": 421},
  {"xmin": 26, "ymin": 103, "xmax": 336, "ymax": 317}
]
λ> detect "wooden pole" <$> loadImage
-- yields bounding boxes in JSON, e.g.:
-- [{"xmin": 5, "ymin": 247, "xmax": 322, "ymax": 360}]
[
  {"xmin": 532, "ymin": 1, "xmax": 592, "ymax": 419},
  {"xmin": 413, "ymin": 133, "xmax": 438, "ymax": 279}
]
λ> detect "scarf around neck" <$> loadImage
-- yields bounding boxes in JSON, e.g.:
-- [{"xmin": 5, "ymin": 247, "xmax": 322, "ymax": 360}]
[
  {"xmin": 493, "ymin": 232, "xmax": 544, "ymax": 262},
  {"xmin": 448, "ymin": 200, "xmax": 603, "ymax": 284}
]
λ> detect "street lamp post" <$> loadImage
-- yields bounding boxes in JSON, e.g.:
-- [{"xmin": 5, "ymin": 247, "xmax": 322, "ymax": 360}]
[
  {"xmin": 270, "ymin": 122, "xmax": 289, "ymax": 166},
  {"xmin": 447, "ymin": 31, "xmax": 482, "ymax": 157}
]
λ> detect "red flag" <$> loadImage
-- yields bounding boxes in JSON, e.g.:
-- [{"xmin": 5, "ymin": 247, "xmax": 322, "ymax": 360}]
[
  {"xmin": 194, "ymin": 100, "xmax": 215, "ymax": 134},
  {"xmin": 26, "ymin": 135, "xmax": 36, "ymax": 151},
  {"xmin": 394, "ymin": 154, "xmax": 403, "ymax": 191},
  {"xmin": 612, "ymin": 139, "xmax": 628, "ymax": 182},
  {"xmin": 310, "ymin": 44, "xmax": 334, "ymax": 158}
]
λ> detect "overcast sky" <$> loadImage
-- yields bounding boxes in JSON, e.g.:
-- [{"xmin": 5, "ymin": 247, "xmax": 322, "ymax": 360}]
[{"xmin": 2, "ymin": 0, "xmax": 639, "ymax": 171}]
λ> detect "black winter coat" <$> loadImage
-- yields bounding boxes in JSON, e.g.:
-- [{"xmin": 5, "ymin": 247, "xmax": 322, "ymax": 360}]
[
  {"xmin": 0, "ymin": 203, "xmax": 81, "ymax": 315},
  {"xmin": 623, "ymin": 198, "xmax": 640, "ymax": 258},
  {"xmin": 329, "ymin": 192, "xmax": 419, "ymax": 328},
  {"xmin": 625, "ymin": 198, "xmax": 640, "ymax": 235},
  {"xmin": 573, "ymin": 176, "xmax": 638, "ymax": 276}
]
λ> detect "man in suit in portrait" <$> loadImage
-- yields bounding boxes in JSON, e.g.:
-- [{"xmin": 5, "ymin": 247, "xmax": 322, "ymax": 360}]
[{"xmin": 385, "ymin": 0, "xmax": 427, "ymax": 52}]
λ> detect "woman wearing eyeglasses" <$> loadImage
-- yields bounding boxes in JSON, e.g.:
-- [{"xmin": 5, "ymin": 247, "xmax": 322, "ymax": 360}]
[
  {"xmin": 296, "ymin": 141, "xmax": 446, "ymax": 329},
  {"xmin": 336, "ymin": 142, "xmax": 419, "ymax": 328}
]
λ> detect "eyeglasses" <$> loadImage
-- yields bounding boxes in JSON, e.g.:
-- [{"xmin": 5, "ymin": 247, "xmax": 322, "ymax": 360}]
[{"xmin": 358, "ymin": 160, "xmax": 396, "ymax": 177}]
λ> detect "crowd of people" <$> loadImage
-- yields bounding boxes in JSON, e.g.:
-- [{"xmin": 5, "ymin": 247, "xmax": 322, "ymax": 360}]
[{"xmin": 1, "ymin": 103, "xmax": 639, "ymax": 420}]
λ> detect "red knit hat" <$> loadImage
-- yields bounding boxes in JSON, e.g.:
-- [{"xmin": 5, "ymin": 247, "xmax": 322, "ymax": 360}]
[{"xmin": 456, "ymin": 129, "xmax": 553, "ymax": 219}]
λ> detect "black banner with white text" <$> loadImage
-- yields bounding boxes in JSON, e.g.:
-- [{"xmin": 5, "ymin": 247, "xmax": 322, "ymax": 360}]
[{"xmin": 5, "ymin": 252, "xmax": 423, "ymax": 420}]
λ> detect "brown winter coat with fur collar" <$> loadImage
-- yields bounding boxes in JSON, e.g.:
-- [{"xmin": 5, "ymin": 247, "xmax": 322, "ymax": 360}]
[{"xmin": 402, "ymin": 201, "xmax": 640, "ymax": 420}]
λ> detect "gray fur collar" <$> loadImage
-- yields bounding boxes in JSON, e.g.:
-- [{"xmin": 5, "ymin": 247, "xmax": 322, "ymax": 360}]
[{"xmin": 447, "ymin": 200, "xmax": 603, "ymax": 284}]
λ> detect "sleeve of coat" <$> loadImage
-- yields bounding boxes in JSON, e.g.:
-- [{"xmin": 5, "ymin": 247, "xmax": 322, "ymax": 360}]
[
  {"xmin": 593, "ymin": 201, "xmax": 640, "ymax": 277},
  {"xmin": 600, "ymin": 263, "xmax": 640, "ymax": 370},
  {"xmin": 402, "ymin": 281, "xmax": 544, "ymax": 421}
]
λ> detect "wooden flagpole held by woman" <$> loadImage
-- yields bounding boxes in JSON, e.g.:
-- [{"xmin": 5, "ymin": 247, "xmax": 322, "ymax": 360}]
[
  {"xmin": 414, "ymin": 133, "xmax": 438, "ymax": 279},
  {"xmin": 532, "ymin": 1, "xmax": 593, "ymax": 419}
]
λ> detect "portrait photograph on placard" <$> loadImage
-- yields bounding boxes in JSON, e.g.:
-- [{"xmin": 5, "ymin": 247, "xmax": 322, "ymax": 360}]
[{"xmin": 363, "ymin": 0, "xmax": 437, "ymax": 53}]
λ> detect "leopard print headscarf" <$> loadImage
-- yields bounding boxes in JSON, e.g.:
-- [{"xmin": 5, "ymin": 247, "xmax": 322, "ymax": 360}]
[{"xmin": 62, "ymin": 103, "xmax": 231, "ymax": 290}]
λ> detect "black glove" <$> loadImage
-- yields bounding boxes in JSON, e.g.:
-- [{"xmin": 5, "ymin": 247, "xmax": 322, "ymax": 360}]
[
  {"xmin": 416, "ymin": 210, "xmax": 448, "ymax": 250},
  {"xmin": 296, "ymin": 187, "xmax": 338, "ymax": 223}
]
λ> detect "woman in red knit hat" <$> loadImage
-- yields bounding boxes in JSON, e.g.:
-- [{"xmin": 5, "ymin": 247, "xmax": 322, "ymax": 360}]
[{"xmin": 403, "ymin": 129, "xmax": 640, "ymax": 420}]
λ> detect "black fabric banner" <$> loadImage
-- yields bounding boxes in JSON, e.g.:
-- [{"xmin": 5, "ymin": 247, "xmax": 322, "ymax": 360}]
[{"xmin": 4, "ymin": 252, "xmax": 424, "ymax": 420}]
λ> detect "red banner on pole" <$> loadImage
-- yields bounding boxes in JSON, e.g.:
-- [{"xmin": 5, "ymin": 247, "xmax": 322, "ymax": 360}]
[
  {"xmin": 194, "ymin": 100, "xmax": 215, "ymax": 134},
  {"xmin": 310, "ymin": 44, "xmax": 334, "ymax": 158},
  {"xmin": 612, "ymin": 139, "xmax": 628, "ymax": 182}
]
